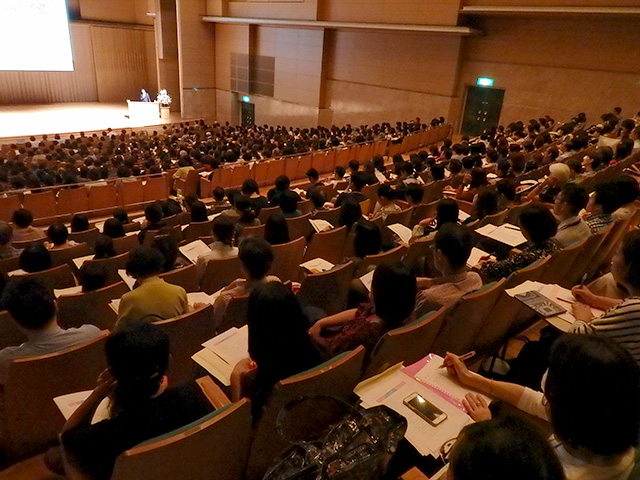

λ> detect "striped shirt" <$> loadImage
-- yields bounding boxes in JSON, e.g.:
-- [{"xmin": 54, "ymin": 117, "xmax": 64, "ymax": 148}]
[{"xmin": 571, "ymin": 297, "xmax": 640, "ymax": 364}]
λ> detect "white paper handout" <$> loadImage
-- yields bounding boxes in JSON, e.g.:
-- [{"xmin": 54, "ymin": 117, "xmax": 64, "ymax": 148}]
[
  {"xmin": 192, "ymin": 326, "xmax": 249, "ymax": 386},
  {"xmin": 466, "ymin": 247, "xmax": 492, "ymax": 268},
  {"xmin": 54, "ymin": 391, "xmax": 110, "ymax": 423},
  {"xmin": 118, "ymin": 270, "xmax": 136, "ymax": 290},
  {"xmin": 309, "ymin": 219, "xmax": 333, "ymax": 233},
  {"xmin": 387, "ymin": 223, "xmax": 412, "ymax": 244},
  {"xmin": 360, "ymin": 270, "xmax": 375, "ymax": 292},
  {"xmin": 458, "ymin": 210, "xmax": 470, "ymax": 222},
  {"xmin": 73, "ymin": 254, "xmax": 95, "ymax": 270},
  {"xmin": 354, "ymin": 365, "xmax": 472, "ymax": 457},
  {"xmin": 475, "ymin": 223, "xmax": 527, "ymax": 247},
  {"xmin": 179, "ymin": 240, "xmax": 211, "ymax": 264},
  {"xmin": 300, "ymin": 258, "xmax": 335, "ymax": 274},
  {"xmin": 54, "ymin": 285, "xmax": 83, "ymax": 298},
  {"xmin": 187, "ymin": 291, "xmax": 221, "ymax": 305}
]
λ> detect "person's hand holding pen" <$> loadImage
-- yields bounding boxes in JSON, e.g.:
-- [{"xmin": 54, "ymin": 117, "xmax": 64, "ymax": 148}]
[{"xmin": 441, "ymin": 351, "xmax": 484, "ymax": 392}]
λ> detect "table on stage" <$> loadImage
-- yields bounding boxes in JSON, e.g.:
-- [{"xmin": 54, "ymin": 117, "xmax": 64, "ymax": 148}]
[{"xmin": 126, "ymin": 100, "xmax": 160, "ymax": 121}]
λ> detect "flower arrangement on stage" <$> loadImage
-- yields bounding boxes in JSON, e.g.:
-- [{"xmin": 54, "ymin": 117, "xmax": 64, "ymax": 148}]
[{"xmin": 157, "ymin": 89, "xmax": 172, "ymax": 107}]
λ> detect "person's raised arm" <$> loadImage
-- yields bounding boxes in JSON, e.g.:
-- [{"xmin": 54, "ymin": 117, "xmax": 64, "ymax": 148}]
[
  {"xmin": 61, "ymin": 370, "xmax": 115, "ymax": 435},
  {"xmin": 444, "ymin": 353, "xmax": 527, "ymax": 407},
  {"xmin": 308, "ymin": 308, "xmax": 358, "ymax": 339}
]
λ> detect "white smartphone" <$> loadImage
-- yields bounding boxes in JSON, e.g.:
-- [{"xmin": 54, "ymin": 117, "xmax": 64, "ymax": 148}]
[{"xmin": 403, "ymin": 393, "xmax": 448, "ymax": 426}]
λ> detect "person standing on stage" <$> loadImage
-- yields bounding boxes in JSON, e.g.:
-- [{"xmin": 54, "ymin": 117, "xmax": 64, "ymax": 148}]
[{"xmin": 140, "ymin": 89, "xmax": 151, "ymax": 102}]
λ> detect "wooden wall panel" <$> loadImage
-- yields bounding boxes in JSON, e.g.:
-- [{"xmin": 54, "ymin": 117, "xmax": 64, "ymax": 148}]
[
  {"xmin": 464, "ymin": 0, "xmax": 639, "ymax": 6},
  {"xmin": 223, "ymin": 0, "xmax": 319, "ymax": 21},
  {"xmin": 177, "ymin": 0, "xmax": 217, "ymax": 118},
  {"xmin": 78, "ymin": 0, "xmax": 153, "ymax": 25},
  {"xmin": 0, "ymin": 24, "xmax": 97, "ymax": 104},
  {"xmin": 454, "ymin": 16, "xmax": 640, "ymax": 128},
  {"xmin": 329, "ymin": 30, "xmax": 462, "ymax": 98},
  {"xmin": 91, "ymin": 27, "xmax": 156, "ymax": 103},
  {"xmin": 320, "ymin": 0, "xmax": 461, "ymax": 26}
]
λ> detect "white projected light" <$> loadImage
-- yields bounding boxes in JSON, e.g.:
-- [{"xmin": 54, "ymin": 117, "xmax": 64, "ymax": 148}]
[{"xmin": 0, "ymin": 0, "xmax": 74, "ymax": 71}]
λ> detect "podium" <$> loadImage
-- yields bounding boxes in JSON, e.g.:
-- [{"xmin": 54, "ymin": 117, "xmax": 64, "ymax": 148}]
[{"xmin": 127, "ymin": 100, "xmax": 160, "ymax": 121}]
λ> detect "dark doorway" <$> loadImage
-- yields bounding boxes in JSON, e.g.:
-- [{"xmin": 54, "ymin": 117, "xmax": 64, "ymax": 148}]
[
  {"xmin": 461, "ymin": 85, "xmax": 505, "ymax": 137},
  {"xmin": 241, "ymin": 102, "xmax": 255, "ymax": 126}
]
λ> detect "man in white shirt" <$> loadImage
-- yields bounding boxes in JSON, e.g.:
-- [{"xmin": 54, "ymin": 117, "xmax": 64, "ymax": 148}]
[
  {"xmin": 552, "ymin": 183, "xmax": 591, "ymax": 248},
  {"xmin": 0, "ymin": 278, "xmax": 103, "ymax": 384}
]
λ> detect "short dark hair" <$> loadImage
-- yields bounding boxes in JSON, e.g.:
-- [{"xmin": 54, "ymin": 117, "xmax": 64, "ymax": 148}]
[
  {"xmin": 213, "ymin": 186, "xmax": 226, "ymax": 201},
  {"xmin": 372, "ymin": 261, "xmax": 416, "ymax": 327},
  {"xmin": 1, "ymin": 278, "xmax": 56, "ymax": 330},
  {"xmin": 212, "ymin": 215, "xmax": 235, "ymax": 246},
  {"xmin": 279, "ymin": 190, "xmax": 299, "ymax": 214},
  {"xmin": 190, "ymin": 201, "xmax": 208, "ymax": 223},
  {"xmin": 275, "ymin": 175, "xmax": 290, "ymax": 191},
  {"xmin": 348, "ymin": 159, "xmax": 359, "ymax": 172},
  {"xmin": 612, "ymin": 175, "xmax": 639, "ymax": 206},
  {"xmin": 238, "ymin": 237, "xmax": 274, "ymax": 280},
  {"xmin": 559, "ymin": 183, "xmax": 588, "ymax": 216},
  {"xmin": 546, "ymin": 335, "xmax": 640, "ymax": 457},
  {"xmin": 242, "ymin": 178, "xmax": 260, "ymax": 195},
  {"xmin": 593, "ymin": 182, "xmax": 621, "ymax": 214},
  {"xmin": 450, "ymin": 416, "xmax": 564, "ymax": 480},
  {"xmin": 436, "ymin": 199, "xmax": 459, "ymax": 229},
  {"xmin": 113, "ymin": 209, "xmax": 129, "ymax": 224},
  {"xmin": 0, "ymin": 222, "xmax": 13, "ymax": 245},
  {"xmin": 94, "ymin": 234, "xmax": 116, "ymax": 259},
  {"xmin": 377, "ymin": 184, "xmax": 394, "ymax": 200},
  {"xmin": 79, "ymin": 262, "xmax": 107, "ymax": 292},
  {"xmin": 430, "ymin": 163, "xmax": 445, "ymax": 180},
  {"xmin": 125, "ymin": 246, "xmax": 165, "ymax": 278},
  {"xmin": 144, "ymin": 202, "xmax": 164, "ymax": 224},
  {"xmin": 47, "ymin": 222, "xmax": 69, "ymax": 246},
  {"xmin": 19, "ymin": 243, "xmax": 52, "ymax": 272},
  {"xmin": 70, "ymin": 214, "xmax": 89, "ymax": 233},
  {"xmin": 306, "ymin": 168, "xmax": 319, "ymax": 181},
  {"xmin": 309, "ymin": 189, "xmax": 326, "ymax": 209},
  {"xmin": 353, "ymin": 220, "xmax": 381, "ymax": 258},
  {"xmin": 103, "ymin": 218, "xmax": 125, "ymax": 238},
  {"xmin": 405, "ymin": 184, "xmax": 424, "ymax": 204},
  {"xmin": 518, "ymin": 203, "xmax": 557, "ymax": 243},
  {"xmin": 435, "ymin": 223, "xmax": 473, "ymax": 269},
  {"xmin": 350, "ymin": 172, "xmax": 367, "ymax": 191},
  {"xmin": 12, "ymin": 208, "xmax": 33, "ymax": 228},
  {"xmin": 334, "ymin": 166, "xmax": 345, "ymax": 178},
  {"xmin": 496, "ymin": 178, "xmax": 517, "ymax": 202},
  {"xmin": 264, "ymin": 213, "xmax": 290, "ymax": 246}
]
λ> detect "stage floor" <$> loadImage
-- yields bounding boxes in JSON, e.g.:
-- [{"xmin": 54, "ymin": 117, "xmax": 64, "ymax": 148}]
[{"xmin": 0, "ymin": 102, "xmax": 184, "ymax": 142}]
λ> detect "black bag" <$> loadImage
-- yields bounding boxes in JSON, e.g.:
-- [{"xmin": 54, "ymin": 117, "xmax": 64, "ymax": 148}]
[{"xmin": 263, "ymin": 397, "xmax": 408, "ymax": 480}]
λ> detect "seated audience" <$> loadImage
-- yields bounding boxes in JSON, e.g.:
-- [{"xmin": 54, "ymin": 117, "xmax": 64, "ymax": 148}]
[
  {"xmin": 241, "ymin": 179, "xmax": 269, "ymax": 213},
  {"xmin": 151, "ymin": 234, "xmax": 187, "ymax": 273},
  {"xmin": 334, "ymin": 172, "xmax": 368, "ymax": 207},
  {"xmin": 0, "ymin": 222, "xmax": 21, "ymax": 259},
  {"xmin": 481, "ymin": 203, "xmax": 559, "ymax": 281},
  {"xmin": 196, "ymin": 215, "xmax": 239, "ymax": 281},
  {"xmin": 138, "ymin": 202, "xmax": 167, "ymax": 244},
  {"xmin": 11, "ymin": 208, "xmax": 45, "ymax": 243},
  {"xmin": 61, "ymin": 323, "xmax": 213, "ymax": 480},
  {"xmin": 78, "ymin": 263, "xmax": 108, "ymax": 292},
  {"xmin": 309, "ymin": 261, "xmax": 416, "ymax": 358},
  {"xmin": 446, "ymin": 335, "xmax": 639, "ymax": 480},
  {"xmin": 415, "ymin": 224, "xmax": 483, "ymax": 316},
  {"xmin": 571, "ymin": 230, "xmax": 640, "ymax": 363},
  {"xmin": 212, "ymin": 237, "xmax": 279, "ymax": 329},
  {"xmin": 309, "ymin": 189, "xmax": 328, "ymax": 214},
  {"xmin": 462, "ymin": 188, "xmax": 499, "ymax": 225},
  {"xmin": 264, "ymin": 213, "xmax": 290, "ymax": 246},
  {"xmin": 211, "ymin": 186, "xmax": 230, "ymax": 208},
  {"xmin": 457, "ymin": 168, "xmax": 488, "ymax": 202},
  {"xmin": 102, "ymin": 218, "xmax": 125, "ymax": 239},
  {"xmin": 405, "ymin": 184, "xmax": 425, "ymax": 207},
  {"xmin": 70, "ymin": 214, "xmax": 90, "ymax": 233},
  {"xmin": 611, "ymin": 175, "xmax": 639, "ymax": 221},
  {"xmin": 230, "ymin": 282, "xmax": 322, "ymax": 415},
  {"xmin": 348, "ymin": 220, "xmax": 383, "ymax": 276},
  {"xmin": 116, "ymin": 247, "xmax": 188, "ymax": 327},
  {"xmin": 338, "ymin": 198, "xmax": 363, "ymax": 231},
  {"xmin": 449, "ymin": 417, "xmax": 564, "ymax": 480},
  {"xmin": 189, "ymin": 201, "xmax": 208, "ymax": 223},
  {"xmin": 45, "ymin": 222, "xmax": 78, "ymax": 250},
  {"xmin": 412, "ymin": 198, "xmax": 459, "ymax": 241},
  {"xmin": 113, "ymin": 209, "xmax": 131, "ymax": 226},
  {"xmin": 235, "ymin": 196, "xmax": 261, "ymax": 233},
  {"xmin": 496, "ymin": 178, "xmax": 517, "ymax": 211},
  {"xmin": 93, "ymin": 234, "xmax": 117, "ymax": 259},
  {"xmin": 305, "ymin": 168, "xmax": 324, "ymax": 197},
  {"xmin": 525, "ymin": 163, "xmax": 570, "ymax": 204},
  {"xmin": 19, "ymin": 243, "xmax": 52, "ymax": 273},
  {"xmin": 279, "ymin": 191, "xmax": 302, "ymax": 219},
  {"xmin": 0, "ymin": 278, "xmax": 102, "ymax": 384},
  {"xmin": 371, "ymin": 184, "xmax": 401, "ymax": 221},
  {"xmin": 552, "ymin": 183, "xmax": 591, "ymax": 247},
  {"xmin": 584, "ymin": 181, "xmax": 619, "ymax": 234},
  {"xmin": 268, "ymin": 175, "xmax": 300, "ymax": 206}
]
